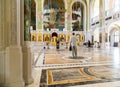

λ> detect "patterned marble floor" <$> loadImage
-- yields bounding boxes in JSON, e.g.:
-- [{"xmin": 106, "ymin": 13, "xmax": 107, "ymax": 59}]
[
  {"xmin": 40, "ymin": 65, "xmax": 120, "ymax": 87},
  {"xmin": 26, "ymin": 43, "xmax": 120, "ymax": 87},
  {"xmin": 43, "ymin": 46, "xmax": 120, "ymax": 65}
]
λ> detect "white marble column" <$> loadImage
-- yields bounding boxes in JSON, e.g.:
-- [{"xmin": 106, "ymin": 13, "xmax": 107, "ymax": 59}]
[
  {"xmin": 85, "ymin": 1, "xmax": 90, "ymax": 42},
  {"xmin": 101, "ymin": 29, "xmax": 106, "ymax": 48},
  {"xmin": 0, "ymin": 0, "xmax": 25, "ymax": 87},
  {"xmin": 21, "ymin": 0, "xmax": 33, "ymax": 85},
  {"xmin": 99, "ymin": 0, "xmax": 106, "ymax": 48},
  {"xmin": 87, "ymin": 0, "xmax": 90, "ymax": 32}
]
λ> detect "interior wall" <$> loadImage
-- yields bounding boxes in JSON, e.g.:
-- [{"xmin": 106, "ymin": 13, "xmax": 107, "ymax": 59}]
[{"xmin": 94, "ymin": 28, "xmax": 99, "ymax": 42}]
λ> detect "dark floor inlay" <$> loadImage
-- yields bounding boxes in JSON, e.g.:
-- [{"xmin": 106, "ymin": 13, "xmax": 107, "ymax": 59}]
[
  {"xmin": 62, "ymin": 56, "xmax": 91, "ymax": 60},
  {"xmin": 69, "ymin": 56, "xmax": 86, "ymax": 59},
  {"xmin": 52, "ymin": 69, "xmax": 85, "ymax": 81},
  {"xmin": 40, "ymin": 65, "xmax": 120, "ymax": 87}
]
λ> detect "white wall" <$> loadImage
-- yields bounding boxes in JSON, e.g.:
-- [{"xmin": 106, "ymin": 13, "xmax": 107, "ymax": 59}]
[{"xmin": 94, "ymin": 28, "xmax": 99, "ymax": 42}]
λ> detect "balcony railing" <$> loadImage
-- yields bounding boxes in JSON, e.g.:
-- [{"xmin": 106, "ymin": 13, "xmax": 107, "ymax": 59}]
[{"xmin": 91, "ymin": 9, "xmax": 120, "ymax": 29}]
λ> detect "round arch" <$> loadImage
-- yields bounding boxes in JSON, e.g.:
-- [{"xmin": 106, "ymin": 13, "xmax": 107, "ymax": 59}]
[
  {"xmin": 107, "ymin": 23, "xmax": 120, "ymax": 47},
  {"xmin": 70, "ymin": 0, "xmax": 86, "ymax": 32},
  {"xmin": 107, "ymin": 22, "xmax": 120, "ymax": 36}
]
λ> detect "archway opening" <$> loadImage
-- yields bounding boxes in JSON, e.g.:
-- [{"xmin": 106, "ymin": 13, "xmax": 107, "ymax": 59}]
[
  {"xmin": 110, "ymin": 29, "xmax": 120, "ymax": 47},
  {"xmin": 107, "ymin": 21, "xmax": 120, "ymax": 47},
  {"xmin": 72, "ymin": 2, "xmax": 84, "ymax": 31}
]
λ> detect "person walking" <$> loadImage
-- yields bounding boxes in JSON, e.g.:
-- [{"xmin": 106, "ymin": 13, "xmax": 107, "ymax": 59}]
[{"xmin": 70, "ymin": 32, "xmax": 77, "ymax": 58}]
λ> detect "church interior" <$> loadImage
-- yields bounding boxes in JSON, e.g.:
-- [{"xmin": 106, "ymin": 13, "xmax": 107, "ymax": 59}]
[{"xmin": 0, "ymin": 0, "xmax": 120, "ymax": 87}]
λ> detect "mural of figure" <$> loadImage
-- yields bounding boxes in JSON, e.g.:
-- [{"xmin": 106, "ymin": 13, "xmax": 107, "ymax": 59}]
[
  {"xmin": 50, "ymin": 8, "xmax": 57, "ymax": 25},
  {"xmin": 60, "ymin": 34, "xmax": 65, "ymax": 42},
  {"xmin": 66, "ymin": 35, "xmax": 70, "ymax": 42},
  {"xmin": 45, "ymin": 35, "xmax": 50, "ymax": 41},
  {"xmin": 38, "ymin": 35, "xmax": 42, "ymax": 41}
]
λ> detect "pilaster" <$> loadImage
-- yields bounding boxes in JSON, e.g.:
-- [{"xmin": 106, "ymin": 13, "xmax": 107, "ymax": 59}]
[
  {"xmin": 0, "ymin": 0, "xmax": 25, "ymax": 87},
  {"xmin": 99, "ymin": 0, "xmax": 106, "ymax": 48},
  {"xmin": 22, "ymin": 0, "xmax": 34, "ymax": 85},
  {"xmin": 0, "ymin": 0, "xmax": 4, "ymax": 51},
  {"xmin": 0, "ymin": 0, "xmax": 5, "ymax": 85}
]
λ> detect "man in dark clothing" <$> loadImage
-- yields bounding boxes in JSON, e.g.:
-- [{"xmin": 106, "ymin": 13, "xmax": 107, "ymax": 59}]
[{"xmin": 88, "ymin": 40, "xmax": 91, "ymax": 47}]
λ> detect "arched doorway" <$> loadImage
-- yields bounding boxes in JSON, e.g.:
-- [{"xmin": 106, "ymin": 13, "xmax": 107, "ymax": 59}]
[
  {"xmin": 52, "ymin": 32, "xmax": 58, "ymax": 37},
  {"xmin": 107, "ymin": 22, "xmax": 120, "ymax": 47},
  {"xmin": 51, "ymin": 32, "xmax": 58, "ymax": 46},
  {"xmin": 110, "ymin": 29, "xmax": 120, "ymax": 47}
]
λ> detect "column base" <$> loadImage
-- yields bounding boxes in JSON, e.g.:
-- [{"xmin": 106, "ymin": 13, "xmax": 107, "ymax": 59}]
[
  {"xmin": 4, "ymin": 46, "xmax": 25, "ymax": 87},
  {"xmin": 22, "ymin": 45, "xmax": 34, "ymax": 85},
  {"xmin": 3, "ymin": 81, "xmax": 24, "ymax": 87}
]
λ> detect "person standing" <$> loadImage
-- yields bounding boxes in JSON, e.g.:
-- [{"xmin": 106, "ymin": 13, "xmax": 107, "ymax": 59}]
[
  {"xmin": 56, "ymin": 38, "xmax": 60, "ymax": 50},
  {"xmin": 88, "ymin": 40, "xmax": 91, "ymax": 47},
  {"xmin": 70, "ymin": 32, "xmax": 77, "ymax": 58}
]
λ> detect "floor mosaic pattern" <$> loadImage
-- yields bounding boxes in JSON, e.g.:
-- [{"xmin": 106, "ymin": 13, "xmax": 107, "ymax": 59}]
[
  {"xmin": 30, "ymin": 44, "xmax": 120, "ymax": 87},
  {"xmin": 40, "ymin": 65, "xmax": 120, "ymax": 87},
  {"xmin": 44, "ymin": 47, "xmax": 118, "ymax": 64}
]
